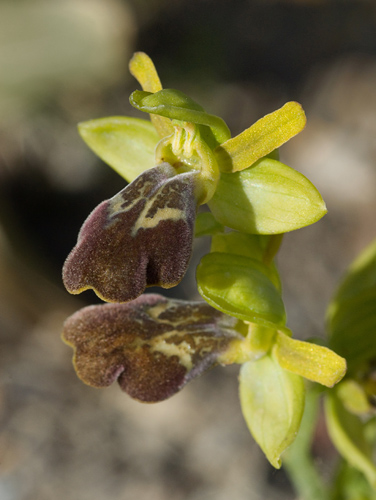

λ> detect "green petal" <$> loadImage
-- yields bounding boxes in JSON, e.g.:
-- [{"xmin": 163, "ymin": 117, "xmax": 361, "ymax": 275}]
[
  {"xmin": 78, "ymin": 116, "xmax": 159, "ymax": 183},
  {"xmin": 325, "ymin": 392, "xmax": 376, "ymax": 489},
  {"xmin": 129, "ymin": 52, "xmax": 174, "ymax": 138},
  {"xmin": 274, "ymin": 331, "xmax": 346, "ymax": 387},
  {"xmin": 196, "ymin": 252, "xmax": 285, "ymax": 325},
  {"xmin": 130, "ymin": 89, "xmax": 231, "ymax": 147},
  {"xmin": 328, "ymin": 238, "xmax": 376, "ymax": 371},
  {"xmin": 208, "ymin": 157, "xmax": 327, "ymax": 234},
  {"xmin": 214, "ymin": 101, "xmax": 306, "ymax": 173},
  {"xmin": 239, "ymin": 353, "xmax": 305, "ymax": 468}
]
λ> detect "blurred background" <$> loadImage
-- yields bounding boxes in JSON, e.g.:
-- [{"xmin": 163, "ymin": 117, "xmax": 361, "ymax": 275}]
[{"xmin": 1, "ymin": 0, "xmax": 376, "ymax": 499}]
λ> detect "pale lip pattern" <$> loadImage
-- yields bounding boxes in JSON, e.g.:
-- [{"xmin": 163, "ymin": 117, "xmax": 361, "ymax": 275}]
[
  {"xmin": 63, "ymin": 162, "xmax": 199, "ymax": 303},
  {"xmin": 62, "ymin": 293, "xmax": 242, "ymax": 402}
]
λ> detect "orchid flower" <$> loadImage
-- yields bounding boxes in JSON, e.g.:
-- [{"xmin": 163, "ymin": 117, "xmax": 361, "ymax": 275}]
[
  {"xmin": 62, "ymin": 53, "xmax": 346, "ymax": 469},
  {"xmin": 63, "ymin": 52, "xmax": 325, "ymax": 303}
]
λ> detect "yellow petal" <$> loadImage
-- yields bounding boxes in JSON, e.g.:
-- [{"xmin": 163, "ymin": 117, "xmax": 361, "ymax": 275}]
[
  {"xmin": 214, "ymin": 101, "xmax": 306, "ymax": 173},
  {"xmin": 274, "ymin": 332, "xmax": 347, "ymax": 388},
  {"xmin": 129, "ymin": 52, "xmax": 174, "ymax": 138}
]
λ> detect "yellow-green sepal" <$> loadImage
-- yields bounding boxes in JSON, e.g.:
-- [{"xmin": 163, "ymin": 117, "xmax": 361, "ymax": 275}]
[
  {"xmin": 211, "ymin": 232, "xmax": 272, "ymax": 261},
  {"xmin": 196, "ymin": 252, "xmax": 285, "ymax": 326},
  {"xmin": 210, "ymin": 232, "xmax": 282, "ymax": 292},
  {"xmin": 194, "ymin": 212, "xmax": 224, "ymax": 237},
  {"xmin": 274, "ymin": 331, "xmax": 347, "ymax": 387},
  {"xmin": 239, "ymin": 352, "xmax": 305, "ymax": 468},
  {"xmin": 129, "ymin": 52, "xmax": 174, "ymax": 138},
  {"xmin": 325, "ymin": 390, "xmax": 376, "ymax": 489},
  {"xmin": 337, "ymin": 380, "xmax": 373, "ymax": 416},
  {"xmin": 208, "ymin": 157, "xmax": 327, "ymax": 234},
  {"xmin": 78, "ymin": 117, "xmax": 159, "ymax": 183},
  {"xmin": 214, "ymin": 101, "xmax": 306, "ymax": 173},
  {"xmin": 330, "ymin": 238, "xmax": 376, "ymax": 304},
  {"xmin": 211, "ymin": 231, "xmax": 284, "ymax": 262}
]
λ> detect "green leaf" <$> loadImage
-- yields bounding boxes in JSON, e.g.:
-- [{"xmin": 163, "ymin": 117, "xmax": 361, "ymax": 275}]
[
  {"xmin": 196, "ymin": 252, "xmax": 285, "ymax": 325},
  {"xmin": 208, "ymin": 157, "xmax": 327, "ymax": 234},
  {"xmin": 239, "ymin": 353, "xmax": 305, "ymax": 468},
  {"xmin": 328, "ymin": 289, "xmax": 376, "ymax": 371},
  {"xmin": 78, "ymin": 116, "xmax": 159, "ymax": 183},
  {"xmin": 328, "ymin": 238, "xmax": 376, "ymax": 371},
  {"xmin": 329, "ymin": 239, "xmax": 376, "ymax": 304},
  {"xmin": 274, "ymin": 331, "xmax": 346, "ymax": 387},
  {"xmin": 194, "ymin": 212, "xmax": 224, "ymax": 237},
  {"xmin": 332, "ymin": 460, "xmax": 376, "ymax": 500},
  {"xmin": 214, "ymin": 101, "xmax": 306, "ymax": 173},
  {"xmin": 325, "ymin": 391, "xmax": 376, "ymax": 489}
]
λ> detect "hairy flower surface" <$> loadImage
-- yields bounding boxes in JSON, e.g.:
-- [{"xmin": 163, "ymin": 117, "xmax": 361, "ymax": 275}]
[
  {"xmin": 63, "ymin": 163, "xmax": 199, "ymax": 302},
  {"xmin": 61, "ymin": 52, "xmax": 347, "ymax": 471},
  {"xmin": 62, "ymin": 294, "xmax": 242, "ymax": 402}
]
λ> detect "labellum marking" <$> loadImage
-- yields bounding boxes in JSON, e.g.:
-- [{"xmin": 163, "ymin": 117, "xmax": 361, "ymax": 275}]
[
  {"xmin": 62, "ymin": 294, "xmax": 242, "ymax": 402},
  {"xmin": 63, "ymin": 163, "xmax": 199, "ymax": 303}
]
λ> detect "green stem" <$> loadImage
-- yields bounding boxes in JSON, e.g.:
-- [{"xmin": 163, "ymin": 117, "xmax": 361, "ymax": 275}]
[
  {"xmin": 263, "ymin": 233, "xmax": 284, "ymax": 266},
  {"xmin": 283, "ymin": 388, "xmax": 330, "ymax": 500}
]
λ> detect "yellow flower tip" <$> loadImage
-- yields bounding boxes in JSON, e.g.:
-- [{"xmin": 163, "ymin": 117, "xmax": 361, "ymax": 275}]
[
  {"xmin": 315, "ymin": 360, "xmax": 347, "ymax": 388},
  {"xmin": 286, "ymin": 101, "xmax": 307, "ymax": 127},
  {"xmin": 322, "ymin": 356, "xmax": 347, "ymax": 388},
  {"xmin": 337, "ymin": 379, "xmax": 373, "ymax": 415},
  {"xmin": 275, "ymin": 332, "xmax": 347, "ymax": 388},
  {"xmin": 129, "ymin": 52, "xmax": 173, "ymax": 139},
  {"xmin": 214, "ymin": 100, "xmax": 307, "ymax": 174},
  {"xmin": 129, "ymin": 52, "xmax": 163, "ymax": 93}
]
